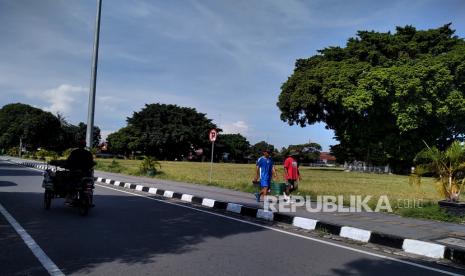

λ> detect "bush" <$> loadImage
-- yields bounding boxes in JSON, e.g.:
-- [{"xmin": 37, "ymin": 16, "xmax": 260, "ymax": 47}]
[
  {"xmin": 139, "ymin": 156, "xmax": 161, "ymax": 176},
  {"xmin": 7, "ymin": 147, "xmax": 18, "ymax": 156},
  {"xmin": 62, "ymin": 148, "xmax": 76, "ymax": 159},
  {"xmin": 107, "ymin": 159, "xmax": 123, "ymax": 173},
  {"xmin": 35, "ymin": 149, "xmax": 59, "ymax": 161}
]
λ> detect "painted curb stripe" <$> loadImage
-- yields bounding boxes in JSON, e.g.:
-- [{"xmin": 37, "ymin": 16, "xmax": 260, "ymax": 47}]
[
  {"xmin": 202, "ymin": 198, "xmax": 215, "ymax": 208},
  {"xmin": 164, "ymin": 191, "xmax": 174, "ymax": 198},
  {"xmin": 340, "ymin": 226, "xmax": 371, "ymax": 243},
  {"xmin": 181, "ymin": 194, "xmax": 193, "ymax": 202},
  {"xmin": 136, "ymin": 185, "xmax": 144, "ymax": 191},
  {"xmin": 369, "ymin": 232, "xmax": 404, "ymax": 249},
  {"xmin": 213, "ymin": 201, "xmax": 228, "ymax": 210},
  {"xmin": 292, "ymin": 217, "xmax": 318, "ymax": 230},
  {"xmin": 403, "ymin": 239, "xmax": 445, "ymax": 259},
  {"xmin": 257, "ymin": 209, "xmax": 274, "ymax": 221},
  {"xmin": 316, "ymin": 221, "xmax": 342, "ymax": 235},
  {"xmin": 226, "ymin": 203, "xmax": 242, "ymax": 213},
  {"xmin": 124, "ymin": 183, "xmax": 131, "ymax": 189},
  {"xmin": 148, "ymin": 187, "xmax": 157, "ymax": 194},
  {"xmin": 240, "ymin": 206, "xmax": 258, "ymax": 217},
  {"xmin": 191, "ymin": 196, "xmax": 203, "ymax": 204}
]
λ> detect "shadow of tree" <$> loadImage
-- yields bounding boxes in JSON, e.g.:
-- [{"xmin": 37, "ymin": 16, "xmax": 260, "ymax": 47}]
[
  {"xmin": 0, "ymin": 181, "xmax": 18, "ymax": 187},
  {"xmin": 0, "ymin": 191, "xmax": 264, "ymax": 275}
]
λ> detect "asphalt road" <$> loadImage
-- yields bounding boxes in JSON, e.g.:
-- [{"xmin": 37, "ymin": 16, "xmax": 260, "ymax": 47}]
[{"xmin": 0, "ymin": 159, "xmax": 463, "ymax": 276}]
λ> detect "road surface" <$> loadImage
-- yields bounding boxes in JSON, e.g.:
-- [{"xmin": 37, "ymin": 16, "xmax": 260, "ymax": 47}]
[{"xmin": 0, "ymin": 159, "xmax": 462, "ymax": 275}]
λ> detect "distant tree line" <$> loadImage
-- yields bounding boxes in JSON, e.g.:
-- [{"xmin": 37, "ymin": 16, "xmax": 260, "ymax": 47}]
[
  {"xmin": 0, "ymin": 103, "xmax": 101, "ymax": 154},
  {"xmin": 106, "ymin": 103, "xmax": 322, "ymax": 162}
]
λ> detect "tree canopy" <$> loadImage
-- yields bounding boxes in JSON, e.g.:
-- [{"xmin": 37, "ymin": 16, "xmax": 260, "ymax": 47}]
[
  {"xmin": 108, "ymin": 103, "xmax": 217, "ymax": 160},
  {"xmin": 277, "ymin": 24, "xmax": 465, "ymax": 170},
  {"xmin": 215, "ymin": 133, "xmax": 251, "ymax": 162},
  {"xmin": 280, "ymin": 142, "xmax": 322, "ymax": 163},
  {"xmin": 0, "ymin": 103, "xmax": 101, "ymax": 152},
  {"xmin": 0, "ymin": 103, "xmax": 61, "ymax": 150}
]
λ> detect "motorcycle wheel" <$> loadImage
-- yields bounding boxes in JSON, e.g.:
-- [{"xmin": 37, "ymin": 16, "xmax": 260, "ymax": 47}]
[
  {"xmin": 78, "ymin": 192, "xmax": 90, "ymax": 216},
  {"xmin": 44, "ymin": 190, "xmax": 52, "ymax": 210}
]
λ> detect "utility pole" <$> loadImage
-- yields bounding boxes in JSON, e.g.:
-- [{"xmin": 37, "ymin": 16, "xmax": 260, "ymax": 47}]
[
  {"xmin": 86, "ymin": 0, "xmax": 102, "ymax": 149},
  {"xmin": 19, "ymin": 137, "xmax": 22, "ymax": 158}
]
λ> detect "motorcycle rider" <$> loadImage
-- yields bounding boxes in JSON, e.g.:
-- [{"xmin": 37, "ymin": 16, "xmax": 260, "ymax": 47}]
[{"xmin": 65, "ymin": 140, "xmax": 95, "ymax": 204}]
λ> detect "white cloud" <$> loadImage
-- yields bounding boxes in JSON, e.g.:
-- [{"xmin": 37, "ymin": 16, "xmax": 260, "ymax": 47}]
[
  {"xmin": 100, "ymin": 129, "xmax": 114, "ymax": 142},
  {"xmin": 222, "ymin": 120, "xmax": 249, "ymax": 135},
  {"xmin": 42, "ymin": 84, "xmax": 87, "ymax": 115}
]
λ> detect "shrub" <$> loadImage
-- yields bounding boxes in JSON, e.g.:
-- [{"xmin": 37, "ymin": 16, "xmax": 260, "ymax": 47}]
[
  {"xmin": 107, "ymin": 159, "xmax": 123, "ymax": 173},
  {"xmin": 7, "ymin": 147, "xmax": 19, "ymax": 156},
  {"xmin": 139, "ymin": 156, "xmax": 161, "ymax": 176},
  {"xmin": 412, "ymin": 141, "xmax": 465, "ymax": 202}
]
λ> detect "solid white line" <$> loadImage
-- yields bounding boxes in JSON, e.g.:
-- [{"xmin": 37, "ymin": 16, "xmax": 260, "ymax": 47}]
[
  {"xmin": 0, "ymin": 203, "xmax": 64, "ymax": 276},
  {"xmin": 95, "ymin": 183, "xmax": 461, "ymax": 276}
]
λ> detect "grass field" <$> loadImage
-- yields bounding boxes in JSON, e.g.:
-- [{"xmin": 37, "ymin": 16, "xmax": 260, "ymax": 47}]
[{"xmin": 95, "ymin": 158, "xmax": 442, "ymax": 210}]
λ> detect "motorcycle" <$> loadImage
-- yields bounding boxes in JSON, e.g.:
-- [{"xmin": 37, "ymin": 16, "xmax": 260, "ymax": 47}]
[{"xmin": 42, "ymin": 163, "xmax": 95, "ymax": 216}]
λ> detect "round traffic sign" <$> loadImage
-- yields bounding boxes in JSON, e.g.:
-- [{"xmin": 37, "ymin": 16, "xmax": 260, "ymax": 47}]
[{"xmin": 209, "ymin": 129, "xmax": 218, "ymax": 142}]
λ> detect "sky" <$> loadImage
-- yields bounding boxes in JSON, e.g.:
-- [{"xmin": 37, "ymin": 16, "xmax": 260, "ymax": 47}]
[{"xmin": 0, "ymin": 0, "xmax": 464, "ymax": 151}]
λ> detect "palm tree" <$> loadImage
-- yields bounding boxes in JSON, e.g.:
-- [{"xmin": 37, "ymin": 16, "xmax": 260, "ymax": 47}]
[{"xmin": 412, "ymin": 141, "xmax": 465, "ymax": 202}]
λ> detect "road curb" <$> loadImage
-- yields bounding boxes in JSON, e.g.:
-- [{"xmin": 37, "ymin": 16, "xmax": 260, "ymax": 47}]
[{"xmin": 12, "ymin": 159, "xmax": 465, "ymax": 265}]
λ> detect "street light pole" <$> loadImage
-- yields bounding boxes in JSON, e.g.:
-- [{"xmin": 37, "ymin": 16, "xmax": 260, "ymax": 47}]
[{"xmin": 86, "ymin": 0, "xmax": 102, "ymax": 149}]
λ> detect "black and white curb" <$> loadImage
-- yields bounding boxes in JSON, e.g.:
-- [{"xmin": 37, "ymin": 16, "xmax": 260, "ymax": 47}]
[{"xmin": 12, "ymin": 159, "xmax": 465, "ymax": 265}]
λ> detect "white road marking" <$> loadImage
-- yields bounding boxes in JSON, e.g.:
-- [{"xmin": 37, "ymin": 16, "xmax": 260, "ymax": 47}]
[
  {"xmin": 95, "ymin": 183, "xmax": 461, "ymax": 276},
  {"xmin": 0, "ymin": 203, "xmax": 64, "ymax": 276}
]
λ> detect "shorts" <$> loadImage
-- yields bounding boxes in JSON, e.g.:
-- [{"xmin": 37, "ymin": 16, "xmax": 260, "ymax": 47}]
[
  {"xmin": 286, "ymin": 179, "xmax": 297, "ymax": 192},
  {"xmin": 260, "ymin": 178, "xmax": 271, "ymax": 188}
]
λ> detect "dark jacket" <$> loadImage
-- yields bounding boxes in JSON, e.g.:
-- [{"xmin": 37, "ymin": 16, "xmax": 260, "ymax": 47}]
[{"xmin": 67, "ymin": 148, "xmax": 95, "ymax": 171}]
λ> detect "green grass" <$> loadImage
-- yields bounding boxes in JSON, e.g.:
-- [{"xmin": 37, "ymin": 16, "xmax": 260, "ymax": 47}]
[
  {"xmin": 95, "ymin": 158, "xmax": 443, "ymax": 209},
  {"xmin": 397, "ymin": 201, "xmax": 465, "ymax": 223}
]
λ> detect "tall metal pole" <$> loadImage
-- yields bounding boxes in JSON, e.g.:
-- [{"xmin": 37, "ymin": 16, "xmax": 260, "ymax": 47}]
[
  {"xmin": 86, "ymin": 0, "xmax": 102, "ymax": 149},
  {"xmin": 209, "ymin": 142, "xmax": 215, "ymax": 183}
]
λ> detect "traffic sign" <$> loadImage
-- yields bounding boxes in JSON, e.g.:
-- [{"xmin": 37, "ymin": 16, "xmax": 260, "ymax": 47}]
[{"xmin": 209, "ymin": 129, "xmax": 217, "ymax": 142}]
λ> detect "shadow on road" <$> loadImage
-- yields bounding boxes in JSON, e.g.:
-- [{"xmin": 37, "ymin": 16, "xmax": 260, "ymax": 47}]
[
  {"xmin": 0, "ymin": 181, "xmax": 18, "ymax": 187},
  {"xmin": 0, "ymin": 168, "xmax": 43, "ymax": 177},
  {"xmin": 0, "ymin": 190, "xmax": 264, "ymax": 275}
]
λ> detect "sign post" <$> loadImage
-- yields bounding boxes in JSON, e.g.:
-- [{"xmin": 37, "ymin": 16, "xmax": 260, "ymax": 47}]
[{"xmin": 209, "ymin": 129, "xmax": 217, "ymax": 184}]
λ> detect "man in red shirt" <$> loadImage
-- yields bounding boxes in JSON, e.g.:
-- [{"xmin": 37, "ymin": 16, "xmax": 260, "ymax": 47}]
[{"xmin": 283, "ymin": 152, "xmax": 301, "ymax": 201}]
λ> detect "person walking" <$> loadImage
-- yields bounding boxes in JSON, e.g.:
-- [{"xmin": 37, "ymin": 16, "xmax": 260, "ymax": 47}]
[
  {"xmin": 253, "ymin": 149, "xmax": 277, "ymax": 202},
  {"xmin": 283, "ymin": 152, "xmax": 301, "ymax": 202}
]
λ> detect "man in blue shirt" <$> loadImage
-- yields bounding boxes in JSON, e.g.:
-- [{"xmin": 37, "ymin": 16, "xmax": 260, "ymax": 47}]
[{"xmin": 253, "ymin": 149, "xmax": 277, "ymax": 202}]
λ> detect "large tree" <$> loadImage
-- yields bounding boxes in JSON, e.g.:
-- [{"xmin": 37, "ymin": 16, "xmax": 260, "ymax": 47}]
[
  {"xmin": 107, "ymin": 126, "xmax": 141, "ymax": 156},
  {"xmin": 110, "ymin": 103, "xmax": 217, "ymax": 160},
  {"xmin": 250, "ymin": 141, "xmax": 276, "ymax": 160},
  {"xmin": 281, "ymin": 142, "xmax": 322, "ymax": 163},
  {"xmin": 76, "ymin": 122, "xmax": 101, "ymax": 148},
  {"xmin": 0, "ymin": 103, "xmax": 61, "ymax": 151},
  {"xmin": 215, "ymin": 133, "xmax": 251, "ymax": 162},
  {"xmin": 277, "ymin": 24, "xmax": 465, "ymax": 171}
]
